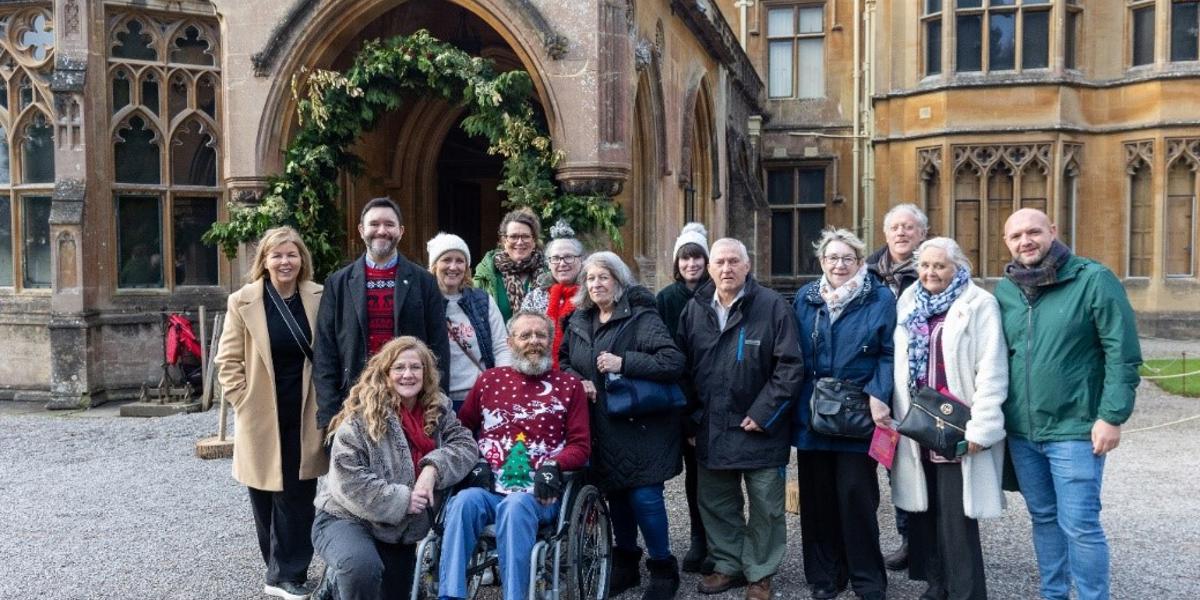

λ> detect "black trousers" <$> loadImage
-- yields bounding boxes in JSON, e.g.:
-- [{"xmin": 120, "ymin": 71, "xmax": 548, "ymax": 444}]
[
  {"xmin": 248, "ymin": 478, "xmax": 318, "ymax": 586},
  {"xmin": 796, "ymin": 450, "xmax": 887, "ymax": 596},
  {"xmin": 683, "ymin": 442, "xmax": 707, "ymax": 541},
  {"xmin": 908, "ymin": 458, "xmax": 988, "ymax": 600},
  {"xmin": 311, "ymin": 510, "xmax": 416, "ymax": 600}
]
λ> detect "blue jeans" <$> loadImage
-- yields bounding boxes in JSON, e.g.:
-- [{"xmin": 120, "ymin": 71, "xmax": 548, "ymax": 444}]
[
  {"xmin": 607, "ymin": 484, "xmax": 672, "ymax": 560},
  {"xmin": 1008, "ymin": 437, "xmax": 1108, "ymax": 600},
  {"xmin": 437, "ymin": 488, "xmax": 558, "ymax": 600}
]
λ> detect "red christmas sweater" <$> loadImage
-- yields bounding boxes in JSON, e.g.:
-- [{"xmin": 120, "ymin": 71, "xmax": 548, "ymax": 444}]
[{"xmin": 458, "ymin": 366, "xmax": 590, "ymax": 494}]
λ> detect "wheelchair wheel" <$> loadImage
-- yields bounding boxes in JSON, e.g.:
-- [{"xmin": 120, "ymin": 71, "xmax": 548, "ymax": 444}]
[
  {"xmin": 562, "ymin": 484, "xmax": 611, "ymax": 600},
  {"xmin": 411, "ymin": 535, "xmax": 439, "ymax": 599}
]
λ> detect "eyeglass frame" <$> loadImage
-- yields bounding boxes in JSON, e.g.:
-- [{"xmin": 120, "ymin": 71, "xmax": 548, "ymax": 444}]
[{"xmin": 821, "ymin": 254, "xmax": 860, "ymax": 266}]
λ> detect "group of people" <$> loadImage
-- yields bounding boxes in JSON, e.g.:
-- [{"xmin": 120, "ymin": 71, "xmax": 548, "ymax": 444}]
[{"xmin": 216, "ymin": 196, "xmax": 1141, "ymax": 600}]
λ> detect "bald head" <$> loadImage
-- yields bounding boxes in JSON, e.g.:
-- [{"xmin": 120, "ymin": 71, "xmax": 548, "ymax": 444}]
[{"xmin": 1004, "ymin": 208, "xmax": 1058, "ymax": 266}]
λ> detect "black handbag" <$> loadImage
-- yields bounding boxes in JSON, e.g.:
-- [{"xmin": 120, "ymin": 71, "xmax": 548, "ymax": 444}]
[
  {"xmin": 897, "ymin": 387, "xmax": 971, "ymax": 460},
  {"xmin": 809, "ymin": 377, "xmax": 874, "ymax": 439},
  {"xmin": 600, "ymin": 314, "xmax": 686, "ymax": 418}
]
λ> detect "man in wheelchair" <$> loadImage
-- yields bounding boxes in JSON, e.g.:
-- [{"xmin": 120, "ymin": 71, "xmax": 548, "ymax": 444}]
[{"xmin": 437, "ymin": 310, "xmax": 591, "ymax": 600}]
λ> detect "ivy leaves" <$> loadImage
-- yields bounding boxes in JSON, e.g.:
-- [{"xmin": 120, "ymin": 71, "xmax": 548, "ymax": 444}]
[{"xmin": 204, "ymin": 29, "xmax": 622, "ymax": 279}]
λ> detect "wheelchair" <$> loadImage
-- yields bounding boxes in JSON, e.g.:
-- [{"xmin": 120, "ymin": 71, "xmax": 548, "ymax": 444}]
[{"xmin": 410, "ymin": 472, "xmax": 612, "ymax": 600}]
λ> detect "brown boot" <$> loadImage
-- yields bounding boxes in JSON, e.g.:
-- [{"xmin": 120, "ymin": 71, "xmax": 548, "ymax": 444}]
[
  {"xmin": 697, "ymin": 572, "xmax": 747, "ymax": 595},
  {"xmin": 745, "ymin": 576, "xmax": 771, "ymax": 600}
]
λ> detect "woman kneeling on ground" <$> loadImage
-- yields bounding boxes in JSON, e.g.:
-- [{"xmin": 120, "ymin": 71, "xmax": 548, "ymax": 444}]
[{"xmin": 310, "ymin": 337, "xmax": 478, "ymax": 600}]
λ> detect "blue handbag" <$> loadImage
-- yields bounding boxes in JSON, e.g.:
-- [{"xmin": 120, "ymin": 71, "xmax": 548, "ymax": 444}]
[
  {"xmin": 599, "ymin": 313, "xmax": 686, "ymax": 418},
  {"xmin": 604, "ymin": 373, "xmax": 687, "ymax": 418}
]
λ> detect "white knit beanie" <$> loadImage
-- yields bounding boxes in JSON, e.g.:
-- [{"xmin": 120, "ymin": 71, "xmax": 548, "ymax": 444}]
[
  {"xmin": 672, "ymin": 222, "xmax": 709, "ymax": 259},
  {"xmin": 426, "ymin": 232, "xmax": 471, "ymax": 270}
]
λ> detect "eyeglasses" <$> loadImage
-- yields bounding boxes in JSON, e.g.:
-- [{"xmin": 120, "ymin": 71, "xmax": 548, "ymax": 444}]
[
  {"xmin": 548, "ymin": 255, "xmax": 580, "ymax": 265},
  {"xmin": 513, "ymin": 331, "xmax": 550, "ymax": 341},
  {"xmin": 505, "ymin": 234, "xmax": 534, "ymax": 243},
  {"xmin": 822, "ymin": 255, "xmax": 859, "ymax": 266}
]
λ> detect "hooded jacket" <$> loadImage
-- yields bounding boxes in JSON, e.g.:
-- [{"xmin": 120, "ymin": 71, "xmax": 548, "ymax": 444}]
[
  {"xmin": 677, "ymin": 277, "xmax": 804, "ymax": 470},
  {"xmin": 995, "ymin": 254, "xmax": 1141, "ymax": 441},
  {"xmin": 559, "ymin": 285, "xmax": 686, "ymax": 491}
]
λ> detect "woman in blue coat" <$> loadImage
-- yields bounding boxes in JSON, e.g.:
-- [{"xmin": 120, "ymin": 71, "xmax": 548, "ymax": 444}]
[{"xmin": 793, "ymin": 228, "xmax": 896, "ymax": 600}]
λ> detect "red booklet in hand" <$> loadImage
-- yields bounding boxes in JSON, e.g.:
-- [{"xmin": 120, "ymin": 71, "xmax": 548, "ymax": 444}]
[{"xmin": 869, "ymin": 426, "xmax": 901, "ymax": 470}]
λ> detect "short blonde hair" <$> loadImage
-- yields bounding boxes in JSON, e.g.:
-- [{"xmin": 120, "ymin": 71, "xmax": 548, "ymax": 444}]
[
  {"xmin": 246, "ymin": 226, "xmax": 314, "ymax": 284},
  {"xmin": 812, "ymin": 227, "xmax": 867, "ymax": 259}
]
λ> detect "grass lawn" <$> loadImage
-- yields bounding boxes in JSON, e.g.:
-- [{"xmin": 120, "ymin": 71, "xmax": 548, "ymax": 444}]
[{"xmin": 1141, "ymin": 358, "xmax": 1200, "ymax": 397}]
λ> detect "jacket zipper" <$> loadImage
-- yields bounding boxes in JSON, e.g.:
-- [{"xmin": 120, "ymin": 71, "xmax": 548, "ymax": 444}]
[{"xmin": 1024, "ymin": 301, "xmax": 1034, "ymax": 439}]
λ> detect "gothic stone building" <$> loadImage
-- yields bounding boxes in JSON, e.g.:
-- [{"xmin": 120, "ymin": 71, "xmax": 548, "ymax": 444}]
[{"xmin": 0, "ymin": 0, "xmax": 765, "ymax": 406}]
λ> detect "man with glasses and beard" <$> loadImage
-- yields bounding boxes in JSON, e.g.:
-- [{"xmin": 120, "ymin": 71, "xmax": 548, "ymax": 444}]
[
  {"xmin": 314, "ymin": 197, "xmax": 451, "ymax": 430},
  {"xmin": 438, "ymin": 310, "xmax": 591, "ymax": 600}
]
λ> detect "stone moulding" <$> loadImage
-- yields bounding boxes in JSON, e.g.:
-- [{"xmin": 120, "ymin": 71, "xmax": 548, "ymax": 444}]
[{"xmin": 251, "ymin": 0, "xmax": 569, "ymax": 77}]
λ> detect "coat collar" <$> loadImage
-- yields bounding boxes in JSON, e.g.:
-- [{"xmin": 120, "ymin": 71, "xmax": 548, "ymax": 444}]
[{"xmin": 235, "ymin": 278, "xmax": 321, "ymax": 378}]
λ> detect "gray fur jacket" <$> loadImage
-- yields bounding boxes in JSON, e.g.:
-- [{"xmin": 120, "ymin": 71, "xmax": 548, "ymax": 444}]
[{"xmin": 313, "ymin": 394, "xmax": 479, "ymax": 544}]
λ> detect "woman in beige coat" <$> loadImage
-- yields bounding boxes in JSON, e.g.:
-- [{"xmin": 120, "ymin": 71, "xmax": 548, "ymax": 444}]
[{"xmin": 216, "ymin": 226, "xmax": 328, "ymax": 600}]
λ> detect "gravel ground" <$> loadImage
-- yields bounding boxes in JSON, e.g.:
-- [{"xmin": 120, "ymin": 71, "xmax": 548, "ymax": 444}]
[{"xmin": 2, "ymin": 341, "xmax": 1198, "ymax": 599}]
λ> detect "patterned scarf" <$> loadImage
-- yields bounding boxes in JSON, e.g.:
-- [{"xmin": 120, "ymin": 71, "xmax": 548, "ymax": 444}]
[
  {"xmin": 818, "ymin": 265, "xmax": 868, "ymax": 323},
  {"xmin": 494, "ymin": 248, "xmax": 545, "ymax": 313},
  {"xmin": 874, "ymin": 251, "xmax": 916, "ymax": 296},
  {"xmin": 546, "ymin": 282, "xmax": 578, "ymax": 369},
  {"xmin": 1004, "ymin": 240, "xmax": 1071, "ymax": 303},
  {"xmin": 904, "ymin": 266, "xmax": 970, "ymax": 393}
]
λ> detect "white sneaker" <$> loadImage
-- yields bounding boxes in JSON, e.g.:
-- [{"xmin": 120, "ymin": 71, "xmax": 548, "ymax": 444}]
[{"xmin": 264, "ymin": 581, "xmax": 310, "ymax": 600}]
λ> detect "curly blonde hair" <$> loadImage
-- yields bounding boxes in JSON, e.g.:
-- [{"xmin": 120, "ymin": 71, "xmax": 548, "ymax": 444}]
[{"xmin": 326, "ymin": 337, "xmax": 443, "ymax": 444}]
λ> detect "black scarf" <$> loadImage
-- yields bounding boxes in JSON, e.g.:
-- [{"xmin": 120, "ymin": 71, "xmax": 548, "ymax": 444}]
[{"xmin": 1004, "ymin": 240, "xmax": 1072, "ymax": 303}]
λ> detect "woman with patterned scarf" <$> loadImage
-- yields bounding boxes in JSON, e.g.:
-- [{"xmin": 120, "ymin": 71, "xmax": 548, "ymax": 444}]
[
  {"xmin": 473, "ymin": 208, "xmax": 551, "ymax": 322},
  {"xmin": 520, "ymin": 219, "xmax": 584, "ymax": 369},
  {"xmin": 890, "ymin": 237, "xmax": 1008, "ymax": 600}
]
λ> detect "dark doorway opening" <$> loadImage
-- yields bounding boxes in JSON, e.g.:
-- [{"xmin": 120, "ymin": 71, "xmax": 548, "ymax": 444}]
[{"xmin": 436, "ymin": 117, "xmax": 504, "ymax": 263}]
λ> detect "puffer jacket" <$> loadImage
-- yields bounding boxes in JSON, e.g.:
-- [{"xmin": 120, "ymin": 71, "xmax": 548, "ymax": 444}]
[
  {"xmin": 792, "ymin": 275, "xmax": 897, "ymax": 453},
  {"xmin": 313, "ymin": 394, "xmax": 478, "ymax": 544},
  {"xmin": 995, "ymin": 254, "xmax": 1142, "ymax": 441},
  {"xmin": 677, "ymin": 277, "xmax": 804, "ymax": 470},
  {"xmin": 559, "ymin": 286, "xmax": 685, "ymax": 492}
]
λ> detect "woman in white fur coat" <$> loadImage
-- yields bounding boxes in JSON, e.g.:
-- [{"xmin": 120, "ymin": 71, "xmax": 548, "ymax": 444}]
[{"xmin": 891, "ymin": 237, "xmax": 1008, "ymax": 600}]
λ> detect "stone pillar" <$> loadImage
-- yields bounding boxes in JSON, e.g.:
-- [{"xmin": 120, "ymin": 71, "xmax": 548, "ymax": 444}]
[{"xmin": 45, "ymin": 0, "xmax": 92, "ymax": 409}]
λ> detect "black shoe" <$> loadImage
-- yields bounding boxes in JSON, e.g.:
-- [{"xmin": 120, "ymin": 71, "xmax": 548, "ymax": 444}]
[
  {"xmin": 642, "ymin": 556, "xmax": 680, "ymax": 600},
  {"xmin": 681, "ymin": 535, "xmax": 707, "ymax": 573},
  {"xmin": 884, "ymin": 541, "xmax": 908, "ymax": 571},
  {"xmin": 263, "ymin": 581, "xmax": 310, "ymax": 600},
  {"xmin": 609, "ymin": 547, "xmax": 643, "ymax": 597},
  {"xmin": 811, "ymin": 584, "xmax": 841, "ymax": 600},
  {"xmin": 919, "ymin": 584, "xmax": 947, "ymax": 600}
]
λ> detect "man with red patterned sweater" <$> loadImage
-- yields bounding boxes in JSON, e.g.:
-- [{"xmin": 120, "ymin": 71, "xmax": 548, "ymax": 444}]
[
  {"xmin": 438, "ymin": 310, "xmax": 590, "ymax": 600},
  {"xmin": 313, "ymin": 197, "xmax": 451, "ymax": 429}
]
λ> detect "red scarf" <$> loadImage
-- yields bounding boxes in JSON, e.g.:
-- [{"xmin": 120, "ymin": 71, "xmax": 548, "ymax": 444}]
[
  {"xmin": 398, "ymin": 401, "xmax": 436, "ymax": 472},
  {"xmin": 546, "ymin": 283, "xmax": 578, "ymax": 369}
]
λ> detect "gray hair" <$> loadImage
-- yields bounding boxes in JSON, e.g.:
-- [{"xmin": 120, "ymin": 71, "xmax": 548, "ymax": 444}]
[
  {"xmin": 914, "ymin": 237, "xmax": 973, "ymax": 276},
  {"xmin": 573, "ymin": 251, "xmax": 637, "ymax": 311},
  {"xmin": 506, "ymin": 310, "xmax": 555, "ymax": 340},
  {"xmin": 882, "ymin": 203, "xmax": 929, "ymax": 235},
  {"xmin": 546, "ymin": 237, "xmax": 584, "ymax": 258},
  {"xmin": 812, "ymin": 227, "xmax": 868, "ymax": 259},
  {"xmin": 710, "ymin": 238, "xmax": 750, "ymax": 263}
]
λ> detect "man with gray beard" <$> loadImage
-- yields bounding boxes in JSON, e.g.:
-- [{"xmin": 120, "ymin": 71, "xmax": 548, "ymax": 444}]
[{"xmin": 438, "ymin": 311, "xmax": 591, "ymax": 600}]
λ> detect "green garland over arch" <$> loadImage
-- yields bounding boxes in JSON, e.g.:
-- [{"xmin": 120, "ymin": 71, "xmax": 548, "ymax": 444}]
[{"xmin": 204, "ymin": 30, "xmax": 622, "ymax": 279}]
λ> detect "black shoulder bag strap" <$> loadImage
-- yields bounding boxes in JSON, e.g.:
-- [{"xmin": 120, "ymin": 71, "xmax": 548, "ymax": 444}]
[{"xmin": 265, "ymin": 281, "xmax": 314, "ymax": 363}]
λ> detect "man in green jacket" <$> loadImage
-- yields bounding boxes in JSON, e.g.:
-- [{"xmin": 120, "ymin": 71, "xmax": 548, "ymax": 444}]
[{"xmin": 996, "ymin": 208, "xmax": 1142, "ymax": 600}]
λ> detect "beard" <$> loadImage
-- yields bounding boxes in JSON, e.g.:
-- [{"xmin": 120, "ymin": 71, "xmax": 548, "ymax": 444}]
[
  {"xmin": 364, "ymin": 235, "xmax": 397, "ymax": 259},
  {"xmin": 512, "ymin": 350, "xmax": 551, "ymax": 376}
]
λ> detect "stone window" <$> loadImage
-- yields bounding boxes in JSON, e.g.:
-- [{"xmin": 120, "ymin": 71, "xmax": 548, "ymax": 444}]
[
  {"xmin": 1059, "ymin": 144, "xmax": 1081, "ymax": 250},
  {"xmin": 1064, "ymin": 0, "xmax": 1082, "ymax": 69},
  {"xmin": 952, "ymin": 0, "xmax": 1052, "ymax": 73},
  {"xmin": 1125, "ymin": 140, "xmax": 1154, "ymax": 278},
  {"xmin": 1131, "ymin": 0, "xmax": 1156, "ymax": 66},
  {"xmin": 766, "ymin": 4, "xmax": 825, "ymax": 99},
  {"xmin": 1171, "ymin": 0, "xmax": 1200, "ymax": 62},
  {"xmin": 951, "ymin": 144, "xmax": 1052, "ymax": 277},
  {"xmin": 0, "ymin": 5, "xmax": 56, "ymax": 291},
  {"xmin": 1165, "ymin": 139, "xmax": 1199, "ymax": 277},
  {"xmin": 919, "ymin": 147, "xmax": 944, "ymax": 236},
  {"xmin": 767, "ymin": 165, "xmax": 826, "ymax": 277},
  {"xmin": 108, "ymin": 11, "xmax": 222, "ymax": 289},
  {"xmin": 923, "ymin": 1, "xmax": 945, "ymax": 76}
]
